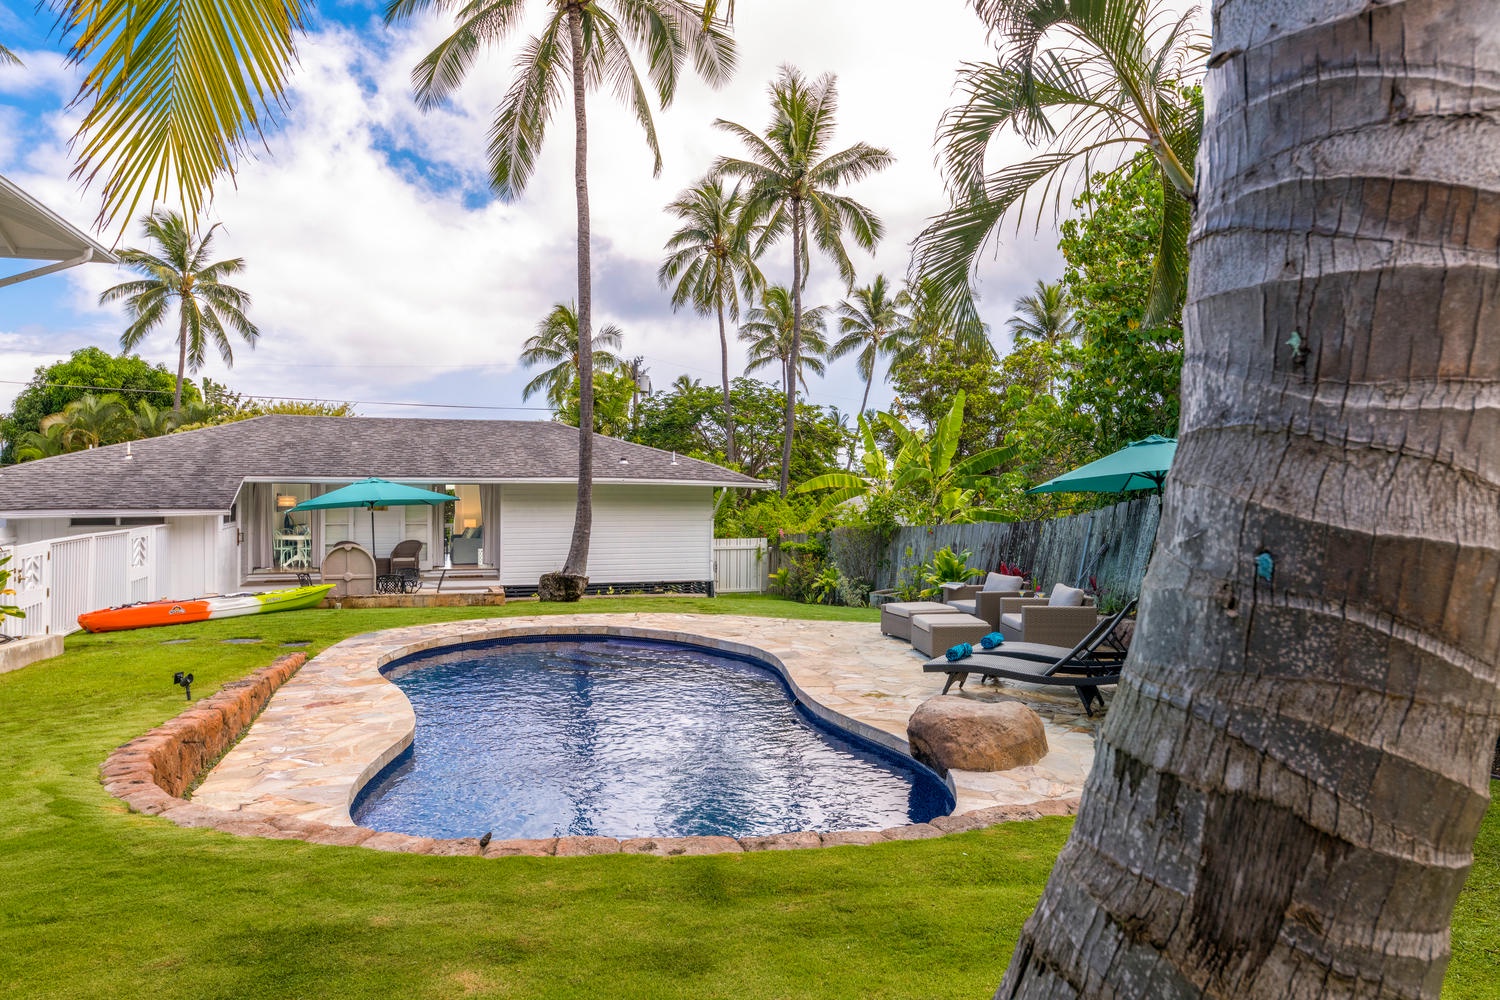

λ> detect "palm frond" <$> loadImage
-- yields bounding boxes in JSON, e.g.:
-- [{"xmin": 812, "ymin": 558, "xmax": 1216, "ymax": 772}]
[
  {"xmin": 485, "ymin": 22, "xmax": 568, "ymax": 200},
  {"xmin": 59, "ymin": 0, "xmax": 306, "ymax": 232}
]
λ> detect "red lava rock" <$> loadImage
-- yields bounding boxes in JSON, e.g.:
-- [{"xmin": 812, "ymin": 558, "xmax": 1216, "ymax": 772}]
[
  {"xmin": 880, "ymin": 822, "xmax": 944, "ymax": 841},
  {"xmin": 737, "ymin": 831, "xmax": 822, "ymax": 852},
  {"xmin": 620, "ymin": 836, "xmax": 740, "ymax": 856},
  {"xmin": 425, "ymin": 837, "xmax": 484, "ymax": 857},
  {"xmin": 158, "ymin": 803, "xmax": 227, "ymax": 828},
  {"xmin": 214, "ymin": 817, "xmax": 282, "ymax": 839},
  {"xmin": 554, "ymin": 836, "xmax": 622, "ymax": 857},
  {"xmin": 483, "ymin": 837, "xmax": 557, "ymax": 858},
  {"xmin": 818, "ymin": 830, "xmax": 885, "ymax": 847},
  {"xmin": 303, "ymin": 826, "xmax": 378, "ymax": 848},
  {"xmin": 362, "ymin": 832, "xmax": 437, "ymax": 853},
  {"xmin": 266, "ymin": 814, "xmax": 329, "ymax": 837}
]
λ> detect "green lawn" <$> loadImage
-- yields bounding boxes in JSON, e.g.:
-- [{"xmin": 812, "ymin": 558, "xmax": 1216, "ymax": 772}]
[{"xmin": 0, "ymin": 595, "xmax": 1493, "ymax": 998}]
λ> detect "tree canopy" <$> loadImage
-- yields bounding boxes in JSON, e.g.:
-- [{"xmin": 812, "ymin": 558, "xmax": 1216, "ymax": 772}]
[{"xmin": 0, "ymin": 348, "xmax": 186, "ymax": 464}]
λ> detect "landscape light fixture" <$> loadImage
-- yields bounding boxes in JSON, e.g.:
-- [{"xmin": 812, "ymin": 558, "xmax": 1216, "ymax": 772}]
[
  {"xmin": 173, "ymin": 671, "xmax": 194, "ymax": 701},
  {"xmin": 275, "ymin": 494, "xmax": 297, "ymax": 509}
]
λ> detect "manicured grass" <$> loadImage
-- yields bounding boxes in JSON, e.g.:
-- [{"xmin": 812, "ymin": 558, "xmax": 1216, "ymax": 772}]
[{"xmin": 0, "ymin": 594, "xmax": 1493, "ymax": 998}]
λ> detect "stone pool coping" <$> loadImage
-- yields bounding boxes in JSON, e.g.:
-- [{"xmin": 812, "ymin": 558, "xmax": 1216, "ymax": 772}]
[{"xmin": 105, "ymin": 614, "xmax": 1093, "ymax": 856}]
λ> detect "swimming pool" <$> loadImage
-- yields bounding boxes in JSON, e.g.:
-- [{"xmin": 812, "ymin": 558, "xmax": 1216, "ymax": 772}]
[{"xmin": 352, "ymin": 635, "xmax": 954, "ymax": 840}]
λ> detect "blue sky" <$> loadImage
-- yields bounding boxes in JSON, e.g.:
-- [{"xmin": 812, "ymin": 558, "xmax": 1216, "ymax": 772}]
[{"xmin": 0, "ymin": 0, "xmax": 1168, "ymax": 422}]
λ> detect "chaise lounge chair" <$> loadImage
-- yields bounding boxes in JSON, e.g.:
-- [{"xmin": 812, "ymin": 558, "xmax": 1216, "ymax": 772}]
[
  {"xmin": 922, "ymin": 600, "xmax": 1138, "ymax": 715},
  {"xmin": 970, "ymin": 600, "xmax": 1138, "ymax": 667}
]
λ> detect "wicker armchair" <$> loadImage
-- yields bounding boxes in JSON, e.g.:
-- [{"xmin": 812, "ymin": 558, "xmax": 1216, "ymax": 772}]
[
  {"xmin": 387, "ymin": 539, "xmax": 424, "ymax": 575},
  {"xmin": 940, "ymin": 574, "xmax": 1027, "ymax": 628},
  {"xmin": 997, "ymin": 594, "xmax": 1098, "ymax": 646},
  {"xmin": 941, "ymin": 585, "xmax": 1025, "ymax": 629}
]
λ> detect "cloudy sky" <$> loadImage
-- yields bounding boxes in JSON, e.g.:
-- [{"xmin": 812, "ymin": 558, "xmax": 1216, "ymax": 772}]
[{"xmin": 0, "ymin": 0, "xmax": 1202, "ymax": 421}]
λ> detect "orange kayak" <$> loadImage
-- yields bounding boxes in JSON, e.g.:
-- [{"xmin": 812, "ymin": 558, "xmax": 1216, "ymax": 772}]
[{"xmin": 77, "ymin": 585, "xmax": 333, "ymax": 633}]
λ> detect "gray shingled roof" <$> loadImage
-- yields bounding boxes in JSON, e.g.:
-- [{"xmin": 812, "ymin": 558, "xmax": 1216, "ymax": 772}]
[{"xmin": 0, "ymin": 416, "xmax": 766, "ymax": 514}]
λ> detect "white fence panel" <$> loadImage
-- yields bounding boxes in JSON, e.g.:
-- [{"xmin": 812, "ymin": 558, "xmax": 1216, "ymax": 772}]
[
  {"xmin": 0, "ymin": 527, "xmax": 171, "ymax": 637},
  {"xmin": 713, "ymin": 537, "xmax": 768, "ymax": 593},
  {"xmin": 1, "ymin": 541, "xmax": 50, "ymax": 637}
]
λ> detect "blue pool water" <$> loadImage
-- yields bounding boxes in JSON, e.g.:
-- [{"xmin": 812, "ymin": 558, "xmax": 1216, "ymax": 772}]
[{"xmin": 352, "ymin": 636, "xmax": 953, "ymax": 840}]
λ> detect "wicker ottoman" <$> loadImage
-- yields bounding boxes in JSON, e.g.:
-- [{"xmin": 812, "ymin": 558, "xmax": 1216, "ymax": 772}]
[
  {"xmin": 880, "ymin": 601, "xmax": 958, "ymax": 639},
  {"xmin": 910, "ymin": 612, "xmax": 992, "ymax": 658}
]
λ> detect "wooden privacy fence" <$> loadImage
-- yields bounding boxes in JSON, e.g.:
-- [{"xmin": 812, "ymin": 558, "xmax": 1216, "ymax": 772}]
[
  {"xmin": 769, "ymin": 495, "xmax": 1161, "ymax": 607},
  {"xmin": 1, "ymin": 526, "xmax": 169, "ymax": 637},
  {"xmin": 712, "ymin": 537, "xmax": 768, "ymax": 593}
]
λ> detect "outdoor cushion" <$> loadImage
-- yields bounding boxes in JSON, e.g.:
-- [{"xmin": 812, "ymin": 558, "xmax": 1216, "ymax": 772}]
[
  {"xmin": 1049, "ymin": 583, "xmax": 1087, "ymax": 607},
  {"xmin": 1000, "ymin": 612, "xmax": 1023, "ymax": 632},
  {"xmin": 984, "ymin": 573, "xmax": 1026, "ymax": 593},
  {"xmin": 949, "ymin": 599, "xmax": 978, "ymax": 615}
]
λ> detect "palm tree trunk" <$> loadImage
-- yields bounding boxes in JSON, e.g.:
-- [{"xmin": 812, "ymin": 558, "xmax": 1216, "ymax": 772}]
[
  {"xmin": 998, "ymin": 4, "xmax": 1500, "ymax": 998},
  {"xmin": 561, "ymin": 2, "xmax": 593, "ymax": 580},
  {"xmin": 779, "ymin": 199, "xmax": 803, "ymax": 496},
  {"xmin": 173, "ymin": 308, "xmax": 189, "ymax": 412},
  {"xmin": 717, "ymin": 298, "xmax": 738, "ymax": 466}
]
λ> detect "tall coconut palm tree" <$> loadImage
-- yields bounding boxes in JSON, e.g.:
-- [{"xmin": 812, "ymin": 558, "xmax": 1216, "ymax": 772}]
[
  {"xmin": 519, "ymin": 303, "xmax": 625, "ymax": 411},
  {"xmin": 739, "ymin": 285, "xmax": 829, "ymax": 400},
  {"xmin": 659, "ymin": 178, "xmax": 763, "ymax": 466},
  {"xmin": 1005, "ymin": 278, "xmax": 1077, "ymax": 347},
  {"xmin": 829, "ymin": 274, "xmax": 911, "ymax": 419},
  {"xmin": 713, "ymin": 65, "xmax": 892, "ymax": 495},
  {"xmin": 99, "ymin": 211, "xmax": 259, "ymax": 412},
  {"xmin": 385, "ymin": 0, "xmax": 734, "ymax": 589},
  {"xmin": 915, "ymin": 0, "xmax": 1205, "ymax": 328},
  {"xmin": 999, "ymin": 3, "xmax": 1500, "ymax": 996}
]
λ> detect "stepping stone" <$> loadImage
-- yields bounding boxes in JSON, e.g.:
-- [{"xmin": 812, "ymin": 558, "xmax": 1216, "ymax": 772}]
[
  {"xmin": 160, "ymin": 639, "xmax": 192, "ymax": 645},
  {"xmin": 281, "ymin": 641, "xmax": 311, "ymax": 647},
  {"xmin": 221, "ymin": 638, "xmax": 263, "ymax": 645}
]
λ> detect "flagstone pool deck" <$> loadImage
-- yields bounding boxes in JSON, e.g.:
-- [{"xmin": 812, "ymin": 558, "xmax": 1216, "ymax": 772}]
[{"xmin": 191, "ymin": 613, "xmax": 1100, "ymax": 846}]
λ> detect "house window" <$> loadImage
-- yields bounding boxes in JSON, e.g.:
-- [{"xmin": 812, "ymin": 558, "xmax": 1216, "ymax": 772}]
[
  {"xmin": 118, "ymin": 517, "xmax": 165, "ymax": 526},
  {"xmin": 71, "ymin": 517, "xmax": 117, "ymax": 527},
  {"xmin": 271, "ymin": 483, "xmax": 312, "ymax": 570}
]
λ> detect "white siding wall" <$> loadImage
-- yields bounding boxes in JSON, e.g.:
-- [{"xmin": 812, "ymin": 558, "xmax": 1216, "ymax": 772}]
[
  {"xmin": 498, "ymin": 484, "xmax": 713, "ymax": 587},
  {"xmin": 164, "ymin": 516, "xmax": 222, "ymax": 597},
  {"xmin": 4, "ymin": 517, "xmax": 92, "ymax": 543}
]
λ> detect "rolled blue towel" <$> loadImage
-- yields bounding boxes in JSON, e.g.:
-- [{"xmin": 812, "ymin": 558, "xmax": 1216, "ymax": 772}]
[
  {"xmin": 945, "ymin": 642, "xmax": 973, "ymax": 662},
  {"xmin": 980, "ymin": 632, "xmax": 1005, "ymax": 649}
]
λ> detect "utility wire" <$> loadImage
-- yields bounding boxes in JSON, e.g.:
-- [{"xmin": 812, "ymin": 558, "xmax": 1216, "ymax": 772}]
[{"xmin": 0, "ymin": 379, "xmax": 553, "ymax": 413}]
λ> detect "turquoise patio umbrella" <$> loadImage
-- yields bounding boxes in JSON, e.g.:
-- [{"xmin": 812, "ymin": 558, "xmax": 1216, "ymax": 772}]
[
  {"xmin": 1025, "ymin": 435, "xmax": 1177, "ymax": 495},
  {"xmin": 1025, "ymin": 435, "xmax": 1176, "ymax": 586},
  {"xmin": 289, "ymin": 478, "xmax": 455, "ymax": 557}
]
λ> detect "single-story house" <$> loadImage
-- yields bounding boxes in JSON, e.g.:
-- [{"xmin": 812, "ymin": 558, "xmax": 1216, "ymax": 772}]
[{"xmin": 0, "ymin": 415, "xmax": 765, "ymax": 597}]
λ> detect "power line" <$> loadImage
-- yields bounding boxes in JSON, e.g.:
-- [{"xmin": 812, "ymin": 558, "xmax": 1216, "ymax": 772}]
[{"xmin": 0, "ymin": 380, "xmax": 553, "ymax": 413}]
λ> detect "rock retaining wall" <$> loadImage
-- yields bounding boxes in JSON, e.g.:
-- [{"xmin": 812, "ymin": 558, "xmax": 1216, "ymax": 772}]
[{"xmin": 101, "ymin": 651, "xmax": 1080, "ymax": 856}]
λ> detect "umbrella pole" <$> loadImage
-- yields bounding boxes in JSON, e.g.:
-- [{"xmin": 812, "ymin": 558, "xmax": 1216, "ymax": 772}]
[{"xmin": 369, "ymin": 504, "xmax": 377, "ymax": 557}]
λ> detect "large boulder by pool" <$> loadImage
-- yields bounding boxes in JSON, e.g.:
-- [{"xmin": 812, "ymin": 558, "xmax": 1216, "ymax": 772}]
[{"xmin": 907, "ymin": 696, "xmax": 1048, "ymax": 772}]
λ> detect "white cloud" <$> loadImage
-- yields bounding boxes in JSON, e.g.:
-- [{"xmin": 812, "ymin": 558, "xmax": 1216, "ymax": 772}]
[{"xmin": 1, "ymin": 0, "xmax": 1203, "ymax": 420}]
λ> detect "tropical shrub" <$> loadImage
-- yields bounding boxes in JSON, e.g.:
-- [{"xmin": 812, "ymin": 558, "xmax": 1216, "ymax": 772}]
[
  {"xmin": 0, "ymin": 555, "xmax": 25, "ymax": 624},
  {"xmin": 891, "ymin": 545, "xmax": 984, "ymax": 601},
  {"xmin": 796, "ymin": 392, "xmax": 1013, "ymax": 526},
  {"xmin": 920, "ymin": 546, "xmax": 984, "ymax": 599}
]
